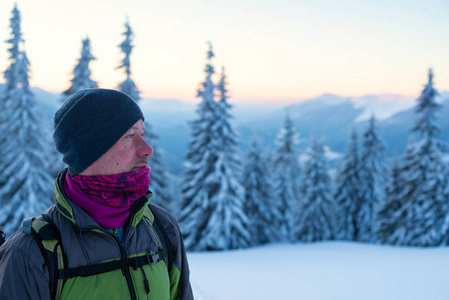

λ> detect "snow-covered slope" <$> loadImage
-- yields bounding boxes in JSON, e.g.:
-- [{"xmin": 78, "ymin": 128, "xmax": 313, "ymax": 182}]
[
  {"xmin": 351, "ymin": 94, "xmax": 415, "ymax": 122},
  {"xmin": 188, "ymin": 242, "xmax": 449, "ymax": 300}
]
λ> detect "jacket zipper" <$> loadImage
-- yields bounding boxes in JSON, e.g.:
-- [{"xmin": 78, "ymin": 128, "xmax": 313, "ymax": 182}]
[
  {"xmin": 118, "ymin": 198, "xmax": 152, "ymax": 300},
  {"xmin": 106, "ymin": 198, "xmax": 149, "ymax": 300},
  {"xmin": 109, "ymin": 229, "xmax": 138, "ymax": 300},
  {"xmin": 73, "ymin": 226, "xmax": 138, "ymax": 300}
]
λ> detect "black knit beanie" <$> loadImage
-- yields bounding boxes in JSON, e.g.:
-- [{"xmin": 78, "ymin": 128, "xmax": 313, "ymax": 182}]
[{"xmin": 53, "ymin": 88, "xmax": 144, "ymax": 176}]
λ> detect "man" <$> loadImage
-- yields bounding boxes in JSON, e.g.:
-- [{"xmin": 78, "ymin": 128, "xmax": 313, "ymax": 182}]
[{"xmin": 0, "ymin": 88, "xmax": 193, "ymax": 300}]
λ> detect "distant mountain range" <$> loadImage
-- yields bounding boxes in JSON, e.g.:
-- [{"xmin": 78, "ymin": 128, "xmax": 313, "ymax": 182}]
[
  {"xmin": 239, "ymin": 92, "xmax": 449, "ymax": 156},
  {"xmin": 140, "ymin": 91, "xmax": 449, "ymax": 174},
  {"xmin": 3, "ymin": 85, "xmax": 448, "ymax": 174}
]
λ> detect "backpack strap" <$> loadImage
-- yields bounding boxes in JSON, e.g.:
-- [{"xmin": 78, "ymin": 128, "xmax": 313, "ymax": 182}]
[
  {"xmin": 0, "ymin": 225, "xmax": 6, "ymax": 247},
  {"xmin": 22, "ymin": 218, "xmax": 33, "ymax": 234},
  {"xmin": 152, "ymin": 215, "xmax": 173, "ymax": 271},
  {"xmin": 23, "ymin": 215, "xmax": 66, "ymax": 300},
  {"xmin": 39, "ymin": 214, "xmax": 68, "ymax": 299},
  {"xmin": 144, "ymin": 204, "xmax": 172, "ymax": 272},
  {"xmin": 57, "ymin": 251, "xmax": 161, "ymax": 280}
]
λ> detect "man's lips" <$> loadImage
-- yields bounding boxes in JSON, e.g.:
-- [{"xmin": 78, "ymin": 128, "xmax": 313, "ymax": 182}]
[{"xmin": 132, "ymin": 163, "xmax": 148, "ymax": 170}]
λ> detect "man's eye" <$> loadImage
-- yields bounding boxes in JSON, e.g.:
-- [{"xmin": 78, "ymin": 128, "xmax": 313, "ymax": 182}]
[{"xmin": 127, "ymin": 134, "xmax": 134, "ymax": 139}]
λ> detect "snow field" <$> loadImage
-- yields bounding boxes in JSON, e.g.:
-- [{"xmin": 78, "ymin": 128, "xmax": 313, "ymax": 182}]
[{"xmin": 188, "ymin": 242, "xmax": 449, "ymax": 300}]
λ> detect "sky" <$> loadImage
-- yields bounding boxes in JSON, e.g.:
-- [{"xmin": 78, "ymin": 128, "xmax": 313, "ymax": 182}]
[{"xmin": 0, "ymin": 0, "xmax": 448, "ymax": 104}]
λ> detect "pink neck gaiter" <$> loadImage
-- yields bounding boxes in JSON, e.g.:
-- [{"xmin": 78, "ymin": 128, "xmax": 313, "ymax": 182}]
[{"xmin": 63, "ymin": 166, "xmax": 150, "ymax": 229}]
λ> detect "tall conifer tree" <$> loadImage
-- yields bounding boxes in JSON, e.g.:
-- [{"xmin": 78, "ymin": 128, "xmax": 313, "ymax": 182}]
[
  {"xmin": 294, "ymin": 139, "xmax": 337, "ymax": 242},
  {"xmin": 180, "ymin": 43, "xmax": 219, "ymax": 250},
  {"xmin": 117, "ymin": 17, "xmax": 140, "ymax": 100},
  {"xmin": 399, "ymin": 69, "xmax": 449, "ymax": 246},
  {"xmin": 243, "ymin": 138, "xmax": 278, "ymax": 245},
  {"xmin": 0, "ymin": 5, "xmax": 53, "ymax": 235},
  {"xmin": 375, "ymin": 158, "xmax": 408, "ymax": 244},
  {"xmin": 273, "ymin": 114, "xmax": 301, "ymax": 241},
  {"xmin": 63, "ymin": 37, "xmax": 98, "ymax": 97},
  {"xmin": 334, "ymin": 130, "xmax": 360, "ymax": 240},
  {"xmin": 3, "ymin": 4, "xmax": 22, "ymax": 90},
  {"xmin": 180, "ymin": 45, "xmax": 249, "ymax": 251},
  {"xmin": 357, "ymin": 116, "xmax": 388, "ymax": 242}
]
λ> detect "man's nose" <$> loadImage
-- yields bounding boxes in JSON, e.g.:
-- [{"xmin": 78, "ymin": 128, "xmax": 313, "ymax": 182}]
[{"xmin": 137, "ymin": 137, "xmax": 153, "ymax": 157}]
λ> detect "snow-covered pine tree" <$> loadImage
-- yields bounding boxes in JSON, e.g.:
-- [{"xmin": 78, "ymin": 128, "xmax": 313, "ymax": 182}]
[
  {"xmin": 399, "ymin": 69, "xmax": 449, "ymax": 246},
  {"xmin": 273, "ymin": 113, "xmax": 301, "ymax": 241},
  {"xmin": 0, "ymin": 5, "xmax": 54, "ymax": 235},
  {"xmin": 0, "ymin": 4, "xmax": 21, "ymax": 164},
  {"xmin": 378, "ymin": 139, "xmax": 430, "ymax": 245},
  {"xmin": 0, "ymin": 4, "xmax": 22, "ymax": 192},
  {"xmin": 242, "ymin": 138, "xmax": 279, "ymax": 245},
  {"xmin": 334, "ymin": 130, "xmax": 360, "ymax": 241},
  {"xmin": 294, "ymin": 139, "xmax": 337, "ymax": 242},
  {"xmin": 440, "ymin": 176, "xmax": 449, "ymax": 245},
  {"xmin": 209, "ymin": 66, "xmax": 248, "ymax": 249},
  {"xmin": 357, "ymin": 116, "xmax": 388, "ymax": 243},
  {"xmin": 375, "ymin": 158, "xmax": 407, "ymax": 244},
  {"xmin": 117, "ymin": 17, "xmax": 140, "ymax": 100},
  {"xmin": 3, "ymin": 4, "xmax": 22, "ymax": 90},
  {"xmin": 179, "ymin": 42, "xmax": 219, "ymax": 250},
  {"xmin": 180, "ymin": 45, "xmax": 249, "ymax": 251},
  {"xmin": 62, "ymin": 37, "xmax": 98, "ymax": 98}
]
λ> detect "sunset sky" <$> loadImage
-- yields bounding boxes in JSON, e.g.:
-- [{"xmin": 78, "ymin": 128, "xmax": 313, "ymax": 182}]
[{"xmin": 0, "ymin": 0, "xmax": 448, "ymax": 103}]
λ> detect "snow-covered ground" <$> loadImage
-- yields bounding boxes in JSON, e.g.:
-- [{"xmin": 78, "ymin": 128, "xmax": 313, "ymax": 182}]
[{"xmin": 188, "ymin": 242, "xmax": 449, "ymax": 300}]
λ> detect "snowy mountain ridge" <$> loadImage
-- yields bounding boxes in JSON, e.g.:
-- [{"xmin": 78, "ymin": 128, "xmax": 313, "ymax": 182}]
[
  {"xmin": 284, "ymin": 93, "xmax": 417, "ymax": 123},
  {"xmin": 22, "ymin": 85, "xmax": 435, "ymax": 127},
  {"xmin": 5, "ymin": 85, "xmax": 449, "ymax": 174}
]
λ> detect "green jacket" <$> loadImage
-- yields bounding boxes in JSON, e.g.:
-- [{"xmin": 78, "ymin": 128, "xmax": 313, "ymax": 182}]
[{"xmin": 0, "ymin": 170, "xmax": 193, "ymax": 300}]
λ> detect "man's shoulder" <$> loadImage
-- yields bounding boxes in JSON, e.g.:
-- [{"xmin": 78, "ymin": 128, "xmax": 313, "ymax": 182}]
[
  {"xmin": 147, "ymin": 203, "xmax": 182, "ymax": 243},
  {"xmin": 1, "ymin": 205, "xmax": 59, "ymax": 260},
  {"xmin": 148, "ymin": 202, "xmax": 177, "ymax": 225},
  {"xmin": 1, "ymin": 228, "xmax": 36, "ymax": 251},
  {"xmin": 0, "ymin": 225, "xmax": 47, "ymax": 276}
]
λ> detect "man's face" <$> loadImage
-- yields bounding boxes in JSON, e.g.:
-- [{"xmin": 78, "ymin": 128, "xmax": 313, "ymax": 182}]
[{"xmin": 79, "ymin": 119, "xmax": 153, "ymax": 176}]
